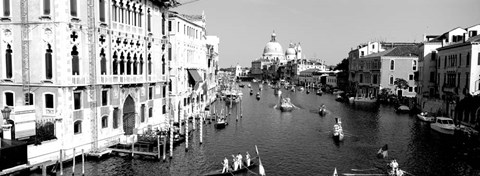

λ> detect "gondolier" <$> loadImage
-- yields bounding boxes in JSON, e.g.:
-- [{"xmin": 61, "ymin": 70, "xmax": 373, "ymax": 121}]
[
  {"xmin": 237, "ymin": 153, "xmax": 243, "ymax": 168},
  {"xmin": 222, "ymin": 157, "xmax": 229, "ymax": 173},
  {"xmin": 245, "ymin": 152, "xmax": 251, "ymax": 166}
]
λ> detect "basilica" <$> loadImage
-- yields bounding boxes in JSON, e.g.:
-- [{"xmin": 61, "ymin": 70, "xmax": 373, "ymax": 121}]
[{"xmin": 250, "ymin": 32, "xmax": 326, "ymax": 82}]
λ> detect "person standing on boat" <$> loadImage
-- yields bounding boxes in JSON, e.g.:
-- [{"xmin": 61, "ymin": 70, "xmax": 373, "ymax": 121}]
[
  {"xmin": 232, "ymin": 155, "xmax": 238, "ymax": 171},
  {"xmin": 222, "ymin": 157, "xmax": 229, "ymax": 173},
  {"xmin": 237, "ymin": 153, "xmax": 243, "ymax": 168},
  {"xmin": 245, "ymin": 152, "xmax": 251, "ymax": 166}
]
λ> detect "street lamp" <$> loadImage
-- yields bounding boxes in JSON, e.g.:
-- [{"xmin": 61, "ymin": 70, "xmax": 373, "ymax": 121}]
[{"xmin": 1, "ymin": 106, "xmax": 11, "ymax": 120}]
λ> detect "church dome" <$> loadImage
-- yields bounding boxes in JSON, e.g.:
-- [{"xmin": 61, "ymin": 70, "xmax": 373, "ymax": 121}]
[
  {"xmin": 263, "ymin": 32, "xmax": 283, "ymax": 56},
  {"xmin": 263, "ymin": 42, "xmax": 283, "ymax": 55},
  {"xmin": 285, "ymin": 47, "xmax": 296, "ymax": 55}
]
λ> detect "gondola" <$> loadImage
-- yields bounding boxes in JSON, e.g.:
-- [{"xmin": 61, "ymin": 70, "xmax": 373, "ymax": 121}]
[{"xmin": 203, "ymin": 161, "xmax": 257, "ymax": 176}]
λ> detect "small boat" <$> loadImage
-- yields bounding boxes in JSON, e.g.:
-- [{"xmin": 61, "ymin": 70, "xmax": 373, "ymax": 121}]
[
  {"xmin": 252, "ymin": 79, "xmax": 257, "ymax": 83},
  {"xmin": 247, "ymin": 84, "xmax": 251, "ymax": 88},
  {"xmin": 214, "ymin": 117, "xmax": 228, "ymax": 129},
  {"xmin": 250, "ymin": 89, "xmax": 253, "ymax": 95},
  {"xmin": 280, "ymin": 98, "xmax": 294, "ymax": 112},
  {"xmin": 306, "ymin": 90, "xmax": 310, "ymax": 94},
  {"xmin": 417, "ymin": 112, "xmax": 434, "ymax": 122},
  {"xmin": 239, "ymin": 84, "xmax": 245, "ymax": 88},
  {"xmin": 319, "ymin": 106, "xmax": 326, "ymax": 116},
  {"xmin": 430, "ymin": 117, "xmax": 455, "ymax": 135},
  {"xmin": 335, "ymin": 95, "xmax": 343, "ymax": 102},
  {"xmin": 316, "ymin": 90, "xmax": 323, "ymax": 96},
  {"xmin": 332, "ymin": 118, "xmax": 344, "ymax": 141},
  {"xmin": 377, "ymin": 144, "xmax": 388, "ymax": 158},
  {"xmin": 256, "ymin": 92, "xmax": 261, "ymax": 100},
  {"xmin": 395, "ymin": 105, "xmax": 410, "ymax": 113},
  {"xmin": 298, "ymin": 87, "xmax": 304, "ymax": 91},
  {"xmin": 203, "ymin": 161, "xmax": 257, "ymax": 176}
]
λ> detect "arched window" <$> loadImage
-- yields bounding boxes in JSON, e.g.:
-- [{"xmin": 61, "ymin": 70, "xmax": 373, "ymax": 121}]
[
  {"xmin": 71, "ymin": 46, "xmax": 80, "ymax": 75},
  {"xmin": 24, "ymin": 92, "xmax": 34, "ymax": 105},
  {"xmin": 147, "ymin": 54, "xmax": 152, "ymax": 75},
  {"xmin": 119, "ymin": 53, "xmax": 125, "ymax": 75},
  {"xmin": 45, "ymin": 44, "xmax": 53, "ymax": 79},
  {"xmin": 5, "ymin": 44, "xmax": 12, "ymax": 78},
  {"xmin": 100, "ymin": 49, "xmax": 107, "ymax": 75},
  {"xmin": 70, "ymin": 0, "xmax": 77, "ymax": 17},
  {"xmin": 101, "ymin": 116, "xmax": 108, "ymax": 128},
  {"xmin": 148, "ymin": 107, "xmax": 153, "ymax": 118},
  {"xmin": 112, "ymin": 52, "xmax": 118, "ymax": 75},
  {"xmin": 126, "ymin": 53, "xmax": 132, "ymax": 75},
  {"xmin": 162, "ymin": 56, "xmax": 165, "ymax": 75},
  {"xmin": 390, "ymin": 60, "xmax": 395, "ymax": 70},
  {"xmin": 133, "ymin": 54, "xmax": 138, "ymax": 75},
  {"xmin": 147, "ymin": 8, "xmax": 151, "ymax": 32},
  {"xmin": 3, "ymin": 0, "xmax": 10, "ymax": 17},
  {"xmin": 4, "ymin": 91, "xmax": 14, "ymax": 106},
  {"xmin": 112, "ymin": 1, "xmax": 117, "ymax": 22},
  {"xmin": 139, "ymin": 54, "xmax": 144, "ymax": 74},
  {"xmin": 99, "ymin": 0, "xmax": 106, "ymax": 22},
  {"xmin": 74, "ymin": 120, "xmax": 82, "ymax": 134},
  {"xmin": 389, "ymin": 75, "xmax": 394, "ymax": 85},
  {"xmin": 113, "ymin": 107, "xmax": 119, "ymax": 129},
  {"xmin": 141, "ymin": 104, "xmax": 145, "ymax": 122},
  {"xmin": 44, "ymin": 93, "xmax": 54, "ymax": 109}
]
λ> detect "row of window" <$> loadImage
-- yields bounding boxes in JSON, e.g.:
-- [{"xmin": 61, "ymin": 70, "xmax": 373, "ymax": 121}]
[
  {"xmin": 4, "ymin": 91, "xmax": 54, "ymax": 108},
  {"xmin": 437, "ymin": 52, "xmax": 478, "ymax": 69}
]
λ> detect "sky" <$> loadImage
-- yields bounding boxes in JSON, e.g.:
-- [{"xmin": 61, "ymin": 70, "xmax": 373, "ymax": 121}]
[{"xmin": 174, "ymin": 0, "xmax": 480, "ymax": 68}]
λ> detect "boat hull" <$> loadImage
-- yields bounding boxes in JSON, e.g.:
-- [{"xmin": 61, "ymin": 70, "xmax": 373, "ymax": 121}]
[
  {"xmin": 203, "ymin": 162, "xmax": 257, "ymax": 176},
  {"xmin": 280, "ymin": 105, "xmax": 294, "ymax": 112},
  {"xmin": 430, "ymin": 124, "xmax": 455, "ymax": 135},
  {"xmin": 417, "ymin": 114, "xmax": 434, "ymax": 122},
  {"xmin": 214, "ymin": 122, "xmax": 227, "ymax": 129}
]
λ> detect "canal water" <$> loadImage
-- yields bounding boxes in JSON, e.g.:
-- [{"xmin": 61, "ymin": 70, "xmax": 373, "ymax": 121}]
[{"xmin": 49, "ymin": 82, "xmax": 479, "ymax": 176}]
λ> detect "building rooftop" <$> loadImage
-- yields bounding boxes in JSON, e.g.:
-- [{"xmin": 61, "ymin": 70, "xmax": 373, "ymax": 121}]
[{"xmin": 364, "ymin": 45, "xmax": 420, "ymax": 58}]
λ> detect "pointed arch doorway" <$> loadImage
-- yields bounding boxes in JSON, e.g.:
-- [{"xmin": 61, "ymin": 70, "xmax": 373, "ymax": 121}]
[{"xmin": 123, "ymin": 96, "xmax": 135, "ymax": 135}]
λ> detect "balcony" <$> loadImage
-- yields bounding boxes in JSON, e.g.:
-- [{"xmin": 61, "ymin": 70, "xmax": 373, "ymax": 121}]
[
  {"xmin": 112, "ymin": 22, "xmax": 144, "ymax": 35},
  {"xmin": 442, "ymin": 85, "xmax": 458, "ymax": 94},
  {"xmin": 70, "ymin": 75, "xmax": 87, "ymax": 85},
  {"xmin": 99, "ymin": 75, "xmax": 145, "ymax": 84}
]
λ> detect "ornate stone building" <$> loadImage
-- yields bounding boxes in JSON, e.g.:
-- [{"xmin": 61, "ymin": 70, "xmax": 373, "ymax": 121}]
[{"xmin": 0, "ymin": 0, "xmax": 175, "ymax": 165}]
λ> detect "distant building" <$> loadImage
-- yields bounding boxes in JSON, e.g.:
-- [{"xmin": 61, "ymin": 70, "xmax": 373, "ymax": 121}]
[{"xmin": 349, "ymin": 45, "xmax": 420, "ymax": 98}]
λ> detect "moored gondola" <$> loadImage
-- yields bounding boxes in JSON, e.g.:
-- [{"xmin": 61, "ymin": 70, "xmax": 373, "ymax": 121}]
[{"xmin": 203, "ymin": 161, "xmax": 257, "ymax": 176}]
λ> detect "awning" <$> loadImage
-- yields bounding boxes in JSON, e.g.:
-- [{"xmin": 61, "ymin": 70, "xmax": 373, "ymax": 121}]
[
  {"xmin": 187, "ymin": 69, "xmax": 203, "ymax": 91},
  {"xmin": 188, "ymin": 69, "xmax": 203, "ymax": 83}
]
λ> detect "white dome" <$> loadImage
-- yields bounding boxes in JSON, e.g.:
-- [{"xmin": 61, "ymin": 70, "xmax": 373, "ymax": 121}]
[
  {"xmin": 285, "ymin": 48, "xmax": 296, "ymax": 55},
  {"xmin": 263, "ymin": 42, "xmax": 283, "ymax": 55}
]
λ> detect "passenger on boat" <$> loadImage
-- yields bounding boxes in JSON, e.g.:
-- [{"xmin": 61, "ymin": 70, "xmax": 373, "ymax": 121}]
[
  {"xmin": 245, "ymin": 152, "xmax": 251, "ymax": 166},
  {"xmin": 222, "ymin": 157, "xmax": 229, "ymax": 173},
  {"xmin": 232, "ymin": 155, "xmax": 238, "ymax": 171},
  {"xmin": 237, "ymin": 153, "xmax": 243, "ymax": 168}
]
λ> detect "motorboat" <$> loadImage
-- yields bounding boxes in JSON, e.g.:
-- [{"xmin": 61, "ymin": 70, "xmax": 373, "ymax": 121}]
[
  {"xmin": 417, "ymin": 112, "xmax": 434, "ymax": 122},
  {"xmin": 247, "ymin": 84, "xmax": 251, "ymax": 88},
  {"xmin": 298, "ymin": 87, "xmax": 304, "ymax": 91},
  {"xmin": 223, "ymin": 90, "xmax": 242, "ymax": 104},
  {"xmin": 306, "ymin": 90, "xmax": 310, "ymax": 94},
  {"xmin": 333, "ymin": 118, "xmax": 344, "ymax": 141},
  {"xmin": 252, "ymin": 79, "xmax": 257, "ymax": 83},
  {"xmin": 395, "ymin": 105, "xmax": 410, "ymax": 113},
  {"xmin": 430, "ymin": 117, "xmax": 455, "ymax": 135},
  {"xmin": 214, "ymin": 118, "xmax": 228, "ymax": 129},
  {"xmin": 238, "ymin": 84, "xmax": 245, "ymax": 88},
  {"xmin": 256, "ymin": 92, "xmax": 261, "ymax": 100},
  {"xmin": 319, "ymin": 105, "xmax": 327, "ymax": 116},
  {"xmin": 250, "ymin": 89, "xmax": 253, "ymax": 95},
  {"xmin": 316, "ymin": 90, "xmax": 323, "ymax": 96},
  {"xmin": 280, "ymin": 98, "xmax": 294, "ymax": 112}
]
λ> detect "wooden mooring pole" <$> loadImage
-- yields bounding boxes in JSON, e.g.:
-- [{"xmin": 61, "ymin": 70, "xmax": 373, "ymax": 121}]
[
  {"xmin": 200, "ymin": 114, "xmax": 203, "ymax": 144},
  {"xmin": 157, "ymin": 135, "xmax": 161, "ymax": 159},
  {"xmin": 60, "ymin": 149, "xmax": 63, "ymax": 175},
  {"xmin": 72, "ymin": 148, "xmax": 75, "ymax": 175},
  {"xmin": 186, "ymin": 119, "xmax": 189, "ymax": 152},
  {"xmin": 163, "ymin": 134, "xmax": 166, "ymax": 161},
  {"xmin": 81, "ymin": 149, "xmax": 85, "ymax": 176}
]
